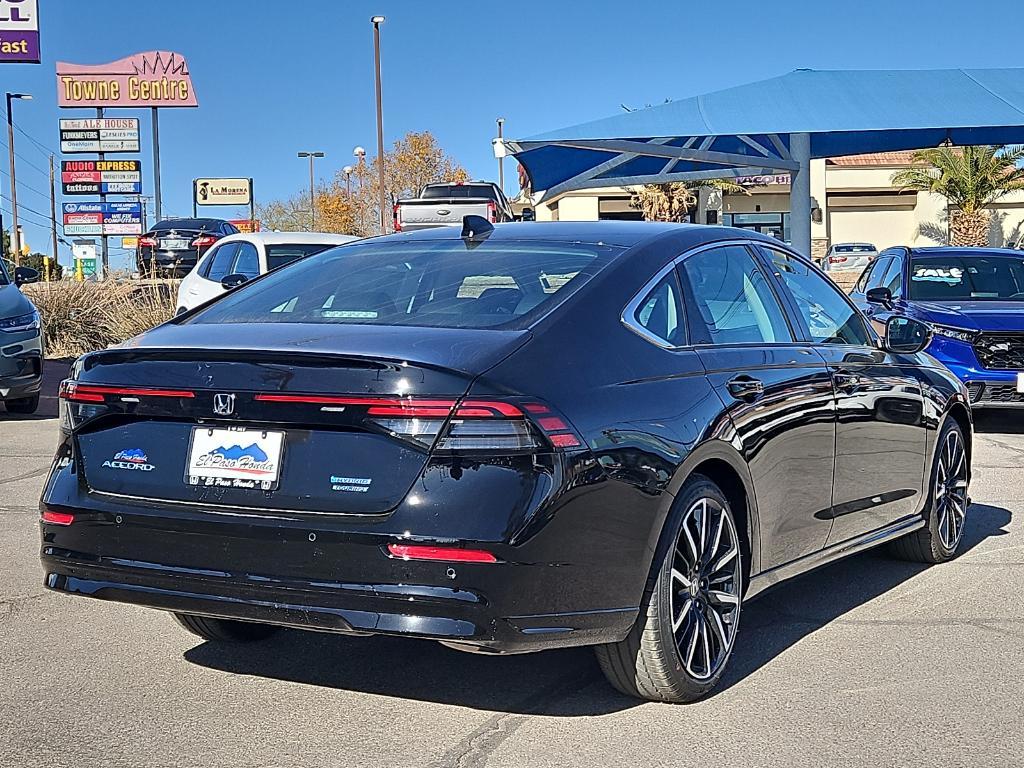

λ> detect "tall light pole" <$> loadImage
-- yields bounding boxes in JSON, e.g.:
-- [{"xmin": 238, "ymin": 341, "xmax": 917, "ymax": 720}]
[
  {"xmin": 354, "ymin": 146, "xmax": 367, "ymax": 234},
  {"xmin": 6, "ymin": 92, "xmax": 32, "ymax": 266},
  {"xmin": 496, "ymin": 117, "xmax": 505, "ymax": 193},
  {"xmin": 297, "ymin": 151, "xmax": 325, "ymax": 230},
  {"xmin": 371, "ymin": 15, "xmax": 387, "ymax": 233},
  {"xmin": 343, "ymin": 165, "xmax": 354, "ymax": 197}
]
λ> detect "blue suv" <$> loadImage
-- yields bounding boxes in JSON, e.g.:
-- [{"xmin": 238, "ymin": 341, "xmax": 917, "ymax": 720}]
[{"xmin": 850, "ymin": 246, "xmax": 1024, "ymax": 408}]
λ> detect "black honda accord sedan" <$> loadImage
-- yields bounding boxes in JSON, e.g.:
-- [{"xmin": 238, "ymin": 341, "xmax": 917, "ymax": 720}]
[{"xmin": 40, "ymin": 221, "xmax": 971, "ymax": 702}]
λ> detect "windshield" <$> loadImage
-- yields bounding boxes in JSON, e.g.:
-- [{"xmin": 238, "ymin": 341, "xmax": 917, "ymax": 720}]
[
  {"xmin": 188, "ymin": 238, "xmax": 621, "ymax": 330},
  {"xmin": 265, "ymin": 243, "xmax": 338, "ymax": 271},
  {"xmin": 909, "ymin": 254, "xmax": 1024, "ymax": 301}
]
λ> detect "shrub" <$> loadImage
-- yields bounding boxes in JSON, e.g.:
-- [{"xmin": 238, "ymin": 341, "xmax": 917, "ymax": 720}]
[{"xmin": 23, "ymin": 280, "xmax": 176, "ymax": 358}]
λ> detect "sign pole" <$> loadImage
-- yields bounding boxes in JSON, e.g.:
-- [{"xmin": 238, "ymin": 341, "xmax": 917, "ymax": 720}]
[
  {"xmin": 96, "ymin": 108, "xmax": 109, "ymax": 277},
  {"xmin": 49, "ymin": 154, "xmax": 57, "ymax": 281},
  {"xmin": 249, "ymin": 179, "xmax": 255, "ymax": 232},
  {"xmin": 152, "ymin": 107, "xmax": 162, "ymax": 222}
]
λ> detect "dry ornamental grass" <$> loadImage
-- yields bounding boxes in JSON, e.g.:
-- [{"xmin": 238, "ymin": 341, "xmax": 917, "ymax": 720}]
[{"xmin": 23, "ymin": 281, "xmax": 177, "ymax": 359}]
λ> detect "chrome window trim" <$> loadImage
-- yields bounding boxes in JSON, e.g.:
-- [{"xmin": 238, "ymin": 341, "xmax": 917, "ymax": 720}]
[{"xmin": 621, "ymin": 238, "xmax": 773, "ymax": 350}]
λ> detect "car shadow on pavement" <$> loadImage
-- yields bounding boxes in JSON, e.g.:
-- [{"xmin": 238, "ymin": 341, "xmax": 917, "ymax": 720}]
[
  {"xmin": 713, "ymin": 502, "xmax": 1012, "ymax": 697},
  {"xmin": 972, "ymin": 411, "xmax": 1024, "ymax": 435},
  {"xmin": 184, "ymin": 506, "xmax": 1010, "ymax": 713},
  {"xmin": 0, "ymin": 357, "xmax": 71, "ymax": 421}
]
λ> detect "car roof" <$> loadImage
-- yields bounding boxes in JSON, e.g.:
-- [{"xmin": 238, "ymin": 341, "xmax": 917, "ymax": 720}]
[
  {"xmin": 907, "ymin": 246, "xmax": 1024, "ymax": 257},
  {"xmin": 215, "ymin": 232, "xmax": 360, "ymax": 246},
  {"xmin": 372, "ymin": 221, "xmax": 780, "ymax": 249}
]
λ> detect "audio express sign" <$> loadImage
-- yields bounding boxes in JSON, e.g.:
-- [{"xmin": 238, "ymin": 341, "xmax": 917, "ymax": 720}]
[
  {"xmin": 62, "ymin": 202, "xmax": 143, "ymax": 236},
  {"xmin": 61, "ymin": 160, "xmax": 141, "ymax": 195},
  {"xmin": 59, "ymin": 117, "xmax": 140, "ymax": 153}
]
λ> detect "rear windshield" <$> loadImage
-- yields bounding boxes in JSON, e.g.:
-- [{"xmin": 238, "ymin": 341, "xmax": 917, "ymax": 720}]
[
  {"xmin": 265, "ymin": 243, "xmax": 338, "ymax": 271},
  {"xmin": 421, "ymin": 185, "xmax": 496, "ymax": 199},
  {"xmin": 834, "ymin": 244, "xmax": 876, "ymax": 253},
  {"xmin": 909, "ymin": 254, "xmax": 1024, "ymax": 301},
  {"xmin": 153, "ymin": 219, "xmax": 223, "ymax": 232},
  {"xmin": 188, "ymin": 239, "xmax": 620, "ymax": 330}
]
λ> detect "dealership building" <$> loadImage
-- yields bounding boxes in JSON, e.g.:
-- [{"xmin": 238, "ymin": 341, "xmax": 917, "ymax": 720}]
[{"xmin": 527, "ymin": 151, "xmax": 1024, "ymax": 258}]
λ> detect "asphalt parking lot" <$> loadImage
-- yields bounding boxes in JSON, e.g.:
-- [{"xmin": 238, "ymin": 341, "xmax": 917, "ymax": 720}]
[{"xmin": 2, "ymin": 364, "xmax": 1021, "ymax": 768}]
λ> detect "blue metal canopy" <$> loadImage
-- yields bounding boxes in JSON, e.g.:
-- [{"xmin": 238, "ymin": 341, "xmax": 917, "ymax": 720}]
[{"xmin": 507, "ymin": 68, "xmax": 1024, "ymax": 255}]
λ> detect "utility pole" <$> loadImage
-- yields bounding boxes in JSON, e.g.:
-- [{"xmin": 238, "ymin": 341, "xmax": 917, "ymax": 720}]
[
  {"xmin": 49, "ymin": 154, "xmax": 57, "ymax": 281},
  {"xmin": 496, "ymin": 117, "xmax": 505, "ymax": 193},
  {"xmin": 6, "ymin": 92, "xmax": 32, "ymax": 266},
  {"xmin": 371, "ymin": 16, "xmax": 387, "ymax": 233}
]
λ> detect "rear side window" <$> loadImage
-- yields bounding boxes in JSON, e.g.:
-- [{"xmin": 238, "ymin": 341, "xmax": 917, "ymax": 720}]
[
  {"xmin": 678, "ymin": 244, "xmax": 792, "ymax": 345},
  {"xmin": 628, "ymin": 271, "xmax": 685, "ymax": 347},
  {"xmin": 188, "ymin": 239, "xmax": 621, "ymax": 329},
  {"xmin": 266, "ymin": 243, "xmax": 337, "ymax": 271}
]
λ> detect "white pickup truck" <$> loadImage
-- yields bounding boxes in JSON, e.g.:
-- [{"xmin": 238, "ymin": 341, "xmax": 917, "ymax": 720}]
[{"xmin": 393, "ymin": 182, "xmax": 516, "ymax": 232}]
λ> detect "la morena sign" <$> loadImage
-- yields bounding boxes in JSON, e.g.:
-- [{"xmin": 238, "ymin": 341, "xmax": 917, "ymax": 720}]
[{"xmin": 57, "ymin": 50, "xmax": 198, "ymax": 108}]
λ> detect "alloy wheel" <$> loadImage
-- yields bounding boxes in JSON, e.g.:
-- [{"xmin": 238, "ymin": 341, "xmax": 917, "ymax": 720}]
[
  {"xmin": 669, "ymin": 496, "xmax": 742, "ymax": 680},
  {"xmin": 935, "ymin": 429, "xmax": 968, "ymax": 550}
]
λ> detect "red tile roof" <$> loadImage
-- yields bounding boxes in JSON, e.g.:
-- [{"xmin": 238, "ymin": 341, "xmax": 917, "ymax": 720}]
[{"xmin": 827, "ymin": 151, "xmax": 920, "ymax": 167}]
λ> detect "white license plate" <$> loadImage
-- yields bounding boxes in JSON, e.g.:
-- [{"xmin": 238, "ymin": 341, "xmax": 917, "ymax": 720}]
[
  {"xmin": 160, "ymin": 238, "xmax": 189, "ymax": 250},
  {"xmin": 186, "ymin": 427, "xmax": 284, "ymax": 490},
  {"xmin": 1017, "ymin": 372, "xmax": 1024, "ymax": 393}
]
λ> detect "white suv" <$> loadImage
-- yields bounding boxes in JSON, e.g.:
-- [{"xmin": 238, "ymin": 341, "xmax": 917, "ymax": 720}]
[{"xmin": 176, "ymin": 232, "xmax": 357, "ymax": 314}]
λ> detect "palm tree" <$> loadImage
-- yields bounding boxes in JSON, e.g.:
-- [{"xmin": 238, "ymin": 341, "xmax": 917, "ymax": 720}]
[
  {"xmin": 891, "ymin": 145, "xmax": 1024, "ymax": 246},
  {"xmin": 629, "ymin": 178, "xmax": 751, "ymax": 223}
]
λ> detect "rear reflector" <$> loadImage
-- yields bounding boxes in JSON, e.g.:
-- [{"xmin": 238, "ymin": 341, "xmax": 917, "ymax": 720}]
[
  {"xmin": 41, "ymin": 510, "xmax": 74, "ymax": 526},
  {"xmin": 387, "ymin": 543, "xmax": 498, "ymax": 563}
]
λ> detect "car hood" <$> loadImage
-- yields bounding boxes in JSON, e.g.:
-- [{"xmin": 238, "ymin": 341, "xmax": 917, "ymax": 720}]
[
  {"xmin": 0, "ymin": 283, "xmax": 34, "ymax": 321},
  {"xmin": 910, "ymin": 300, "xmax": 1024, "ymax": 333}
]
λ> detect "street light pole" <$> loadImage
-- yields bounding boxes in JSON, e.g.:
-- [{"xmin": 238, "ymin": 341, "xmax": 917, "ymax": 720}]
[
  {"xmin": 371, "ymin": 16, "xmax": 387, "ymax": 233},
  {"xmin": 496, "ymin": 117, "xmax": 505, "ymax": 193},
  {"xmin": 6, "ymin": 92, "xmax": 31, "ymax": 266},
  {"xmin": 297, "ymin": 150, "xmax": 325, "ymax": 231}
]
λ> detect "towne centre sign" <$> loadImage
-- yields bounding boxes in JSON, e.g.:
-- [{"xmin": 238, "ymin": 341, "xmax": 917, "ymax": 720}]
[{"xmin": 56, "ymin": 50, "xmax": 198, "ymax": 107}]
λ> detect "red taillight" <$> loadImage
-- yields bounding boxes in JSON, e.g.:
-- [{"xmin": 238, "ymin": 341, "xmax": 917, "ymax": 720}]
[
  {"xmin": 487, "ymin": 200, "xmax": 497, "ymax": 223},
  {"xmin": 387, "ymin": 543, "xmax": 497, "ymax": 563},
  {"xmin": 59, "ymin": 381, "xmax": 196, "ymax": 403},
  {"xmin": 138, "ymin": 235, "xmax": 156, "ymax": 247},
  {"xmin": 42, "ymin": 509, "xmax": 74, "ymax": 526},
  {"xmin": 191, "ymin": 235, "xmax": 216, "ymax": 247},
  {"xmin": 829, "ymin": 255, "xmax": 848, "ymax": 263},
  {"xmin": 393, "ymin": 203, "xmax": 402, "ymax": 232}
]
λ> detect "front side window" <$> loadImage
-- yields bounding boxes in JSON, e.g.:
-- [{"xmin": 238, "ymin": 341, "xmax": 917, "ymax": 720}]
[
  {"xmin": 205, "ymin": 243, "xmax": 239, "ymax": 282},
  {"xmin": 678, "ymin": 244, "xmax": 792, "ymax": 345},
  {"xmin": 765, "ymin": 248, "xmax": 871, "ymax": 346},
  {"xmin": 188, "ymin": 239, "xmax": 621, "ymax": 330},
  {"xmin": 265, "ymin": 243, "xmax": 336, "ymax": 271},
  {"xmin": 908, "ymin": 254, "xmax": 1024, "ymax": 301},
  {"xmin": 629, "ymin": 270, "xmax": 685, "ymax": 346},
  {"xmin": 865, "ymin": 256, "xmax": 894, "ymax": 291},
  {"xmin": 883, "ymin": 257, "xmax": 904, "ymax": 297}
]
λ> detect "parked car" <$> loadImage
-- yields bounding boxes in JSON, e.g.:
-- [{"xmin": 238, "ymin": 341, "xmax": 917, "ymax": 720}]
[
  {"xmin": 43, "ymin": 221, "xmax": 971, "ymax": 703},
  {"xmin": 0, "ymin": 261, "xmax": 42, "ymax": 414},
  {"xmin": 822, "ymin": 242, "xmax": 878, "ymax": 272},
  {"xmin": 393, "ymin": 181, "xmax": 514, "ymax": 231},
  {"xmin": 137, "ymin": 218, "xmax": 239, "ymax": 277},
  {"xmin": 175, "ymin": 232, "xmax": 357, "ymax": 313},
  {"xmin": 852, "ymin": 245, "xmax": 1024, "ymax": 408}
]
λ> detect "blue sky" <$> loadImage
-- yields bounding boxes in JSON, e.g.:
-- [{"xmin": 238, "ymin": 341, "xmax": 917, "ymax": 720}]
[{"xmin": 5, "ymin": 0, "xmax": 1019, "ymax": 270}]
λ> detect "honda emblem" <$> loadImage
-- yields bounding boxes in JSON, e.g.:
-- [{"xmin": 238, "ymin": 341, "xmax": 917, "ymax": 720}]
[{"xmin": 213, "ymin": 393, "xmax": 236, "ymax": 416}]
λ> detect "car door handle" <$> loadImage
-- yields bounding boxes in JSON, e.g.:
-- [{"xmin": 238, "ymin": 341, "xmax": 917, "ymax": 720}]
[
  {"xmin": 727, "ymin": 376, "xmax": 765, "ymax": 400},
  {"xmin": 834, "ymin": 371, "xmax": 863, "ymax": 391}
]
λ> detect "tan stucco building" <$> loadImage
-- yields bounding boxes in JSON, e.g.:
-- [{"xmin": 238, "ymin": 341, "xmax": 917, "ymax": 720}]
[{"xmin": 528, "ymin": 152, "xmax": 1024, "ymax": 259}]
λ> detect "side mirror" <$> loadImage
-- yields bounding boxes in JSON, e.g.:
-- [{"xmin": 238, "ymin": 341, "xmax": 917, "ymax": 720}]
[
  {"xmin": 866, "ymin": 286, "xmax": 892, "ymax": 306},
  {"xmin": 520, "ymin": 207, "xmax": 535, "ymax": 222},
  {"xmin": 221, "ymin": 273, "xmax": 249, "ymax": 290},
  {"xmin": 13, "ymin": 266, "xmax": 39, "ymax": 286},
  {"xmin": 885, "ymin": 316, "xmax": 931, "ymax": 354}
]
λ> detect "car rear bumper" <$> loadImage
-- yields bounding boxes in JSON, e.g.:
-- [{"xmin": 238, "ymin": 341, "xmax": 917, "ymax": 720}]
[
  {"xmin": 40, "ymin": 526, "xmax": 637, "ymax": 653},
  {"xmin": 137, "ymin": 248, "xmax": 202, "ymax": 274}
]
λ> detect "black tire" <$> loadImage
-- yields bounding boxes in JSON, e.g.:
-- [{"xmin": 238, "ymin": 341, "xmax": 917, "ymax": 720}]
[
  {"xmin": 596, "ymin": 475, "xmax": 744, "ymax": 703},
  {"xmin": 5, "ymin": 394, "xmax": 39, "ymax": 414},
  {"xmin": 172, "ymin": 613, "xmax": 279, "ymax": 642},
  {"xmin": 889, "ymin": 418, "xmax": 969, "ymax": 563}
]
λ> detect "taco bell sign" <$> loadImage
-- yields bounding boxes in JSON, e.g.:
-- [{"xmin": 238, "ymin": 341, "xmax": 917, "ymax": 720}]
[{"xmin": 0, "ymin": 0, "xmax": 40, "ymax": 63}]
